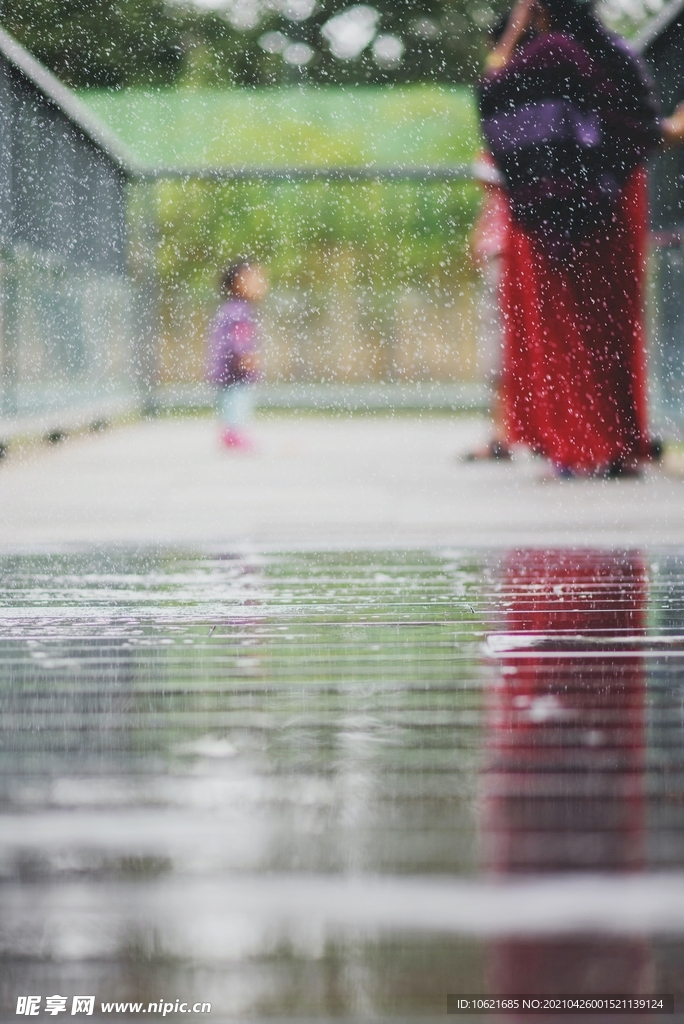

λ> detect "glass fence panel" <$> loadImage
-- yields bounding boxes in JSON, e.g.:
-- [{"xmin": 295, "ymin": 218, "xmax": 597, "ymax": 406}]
[
  {"xmin": 649, "ymin": 240, "xmax": 684, "ymax": 436},
  {"xmin": 0, "ymin": 245, "xmax": 136, "ymax": 421},
  {"xmin": 152, "ymin": 176, "xmax": 482, "ymax": 389}
]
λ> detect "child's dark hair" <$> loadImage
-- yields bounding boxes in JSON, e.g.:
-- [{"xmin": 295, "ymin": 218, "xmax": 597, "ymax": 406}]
[{"xmin": 219, "ymin": 261, "xmax": 251, "ymax": 297}]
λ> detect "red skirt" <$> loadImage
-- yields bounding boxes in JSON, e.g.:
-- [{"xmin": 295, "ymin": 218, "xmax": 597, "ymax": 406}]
[{"xmin": 500, "ymin": 169, "xmax": 650, "ymax": 473}]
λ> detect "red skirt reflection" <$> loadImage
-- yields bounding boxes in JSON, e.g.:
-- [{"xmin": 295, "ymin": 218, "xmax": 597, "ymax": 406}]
[{"xmin": 482, "ymin": 549, "xmax": 653, "ymax": 999}]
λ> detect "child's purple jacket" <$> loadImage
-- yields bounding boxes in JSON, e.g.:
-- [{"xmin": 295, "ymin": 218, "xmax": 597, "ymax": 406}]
[{"xmin": 206, "ymin": 298, "xmax": 260, "ymax": 386}]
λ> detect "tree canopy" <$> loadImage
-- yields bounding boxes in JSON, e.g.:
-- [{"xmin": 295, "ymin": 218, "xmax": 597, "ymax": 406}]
[{"xmin": 0, "ymin": 0, "xmax": 503, "ymax": 88}]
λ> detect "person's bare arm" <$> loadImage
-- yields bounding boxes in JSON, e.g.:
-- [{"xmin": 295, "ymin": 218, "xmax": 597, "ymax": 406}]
[
  {"xmin": 485, "ymin": 0, "xmax": 535, "ymax": 71},
  {"xmin": 662, "ymin": 101, "xmax": 684, "ymax": 144}
]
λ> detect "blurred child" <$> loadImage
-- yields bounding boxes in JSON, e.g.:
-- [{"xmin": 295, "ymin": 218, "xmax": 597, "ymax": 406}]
[{"xmin": 206, "ymin": 261, "xmax": 269, "ymax": 450}]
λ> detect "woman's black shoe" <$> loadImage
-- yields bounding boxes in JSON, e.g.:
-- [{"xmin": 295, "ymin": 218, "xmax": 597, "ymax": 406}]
[{"xmin": 462, "ymin": 440, "xmax": 512, "ymax": 462}]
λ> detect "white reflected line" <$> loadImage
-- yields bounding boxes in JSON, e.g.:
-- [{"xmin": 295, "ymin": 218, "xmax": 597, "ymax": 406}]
[
  {"xmin": 4, "ymin": 874, "xmax": 684, "ymax": 958},
  {"xmin": 486, "ymin": 633, "xmax": 684, "ymax": 658},
  {"xmin": 488, "ymin": 650, "xmax": 684, "ymax": 659}
]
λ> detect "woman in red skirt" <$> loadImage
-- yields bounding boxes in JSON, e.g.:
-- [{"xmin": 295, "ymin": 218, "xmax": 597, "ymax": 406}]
[{"xmin": 479, "ymin": 0, "xmax": 684, "ymax": 477}]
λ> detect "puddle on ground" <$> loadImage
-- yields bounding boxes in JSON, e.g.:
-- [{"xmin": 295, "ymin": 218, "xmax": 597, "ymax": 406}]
[{"xmin": 1, "ymin": 549, "xmax": 684, "ymax": 1018}]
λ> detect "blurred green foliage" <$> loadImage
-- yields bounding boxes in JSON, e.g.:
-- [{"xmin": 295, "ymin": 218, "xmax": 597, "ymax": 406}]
[
  {"xmin": 82, "ymin": 85, "xmax": 481, "ymax": 292},
  {"xmin": 0, "ymin": 0, "xmax": 183, "ymax": 87},
  {"xmin": 153, "ymin": 176, "xmax": 481, "ymax": 294},
  {"xmin": 0, "ymin": 0, "xmax": 504, "ymax": 88}
]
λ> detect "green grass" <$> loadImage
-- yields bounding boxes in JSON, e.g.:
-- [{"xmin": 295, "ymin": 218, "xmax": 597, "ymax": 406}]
[{"xmin": 79, "ymin": 83, "xmax": 480, "ymax": 168}]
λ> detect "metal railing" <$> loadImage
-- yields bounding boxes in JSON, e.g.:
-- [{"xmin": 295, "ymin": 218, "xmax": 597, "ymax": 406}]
[{"xmin": 136, "ymin": 163, "xmax": 477, "ymax": 183}]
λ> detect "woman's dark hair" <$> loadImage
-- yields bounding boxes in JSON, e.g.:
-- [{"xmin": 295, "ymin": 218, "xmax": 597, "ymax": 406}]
[
  {"xmin": 219, "ymin": 261, "xmax": 251, "ymax": 297},
  {"xmin": 489, "ymin": 11, "xmax": 510, "ymax": 45},
  {"xmin": 539, "ymin": 0, "xmax": 658, "ymax": 119},
  {"xmin": 489, "ymin": 9, "xmax": 536, "ymax": 46}
]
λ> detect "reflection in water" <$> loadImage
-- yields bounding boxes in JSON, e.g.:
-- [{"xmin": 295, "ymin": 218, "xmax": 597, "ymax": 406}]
[
  {"xmin": 483, "ymin": 550, "xmax": 652, "ymax": 997},
  {"xmin": 0, "ymin": 549, "xmax": 684, "ymax": 1016},
  {"xmin": 0, "ymin": 550, "xmax": 488, "ymax": 1017}
]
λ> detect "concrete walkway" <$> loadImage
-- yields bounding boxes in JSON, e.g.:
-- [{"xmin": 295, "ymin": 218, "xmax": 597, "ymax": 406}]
[{"xmin": 1, "ymin": 413, "xmax": 683, "ymax": 550}]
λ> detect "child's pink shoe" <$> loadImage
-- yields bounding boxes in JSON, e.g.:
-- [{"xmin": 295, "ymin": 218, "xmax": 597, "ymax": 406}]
[{"xmin": 220, "ymin": 428, "xmax": 255, "ymax": 452}]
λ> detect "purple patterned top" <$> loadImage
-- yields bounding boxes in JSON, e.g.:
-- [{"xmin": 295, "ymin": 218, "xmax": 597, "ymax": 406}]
[
  {"xmin": 206, "ymin": 299, "xmax": 260, "ymax": 387},
  {"xmin": 479, "ymin": 31, "xmax": 660, "ymax": 245}
]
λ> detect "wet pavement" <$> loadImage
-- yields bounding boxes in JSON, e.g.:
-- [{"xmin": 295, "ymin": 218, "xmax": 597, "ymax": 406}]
[
  {"xmin": 1, "ymin": 415, "xmax": 684, "ymax": 548},
  {"xmin": 2, "ymin": 546, "xmax": 684, "ymax": 1020}
]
